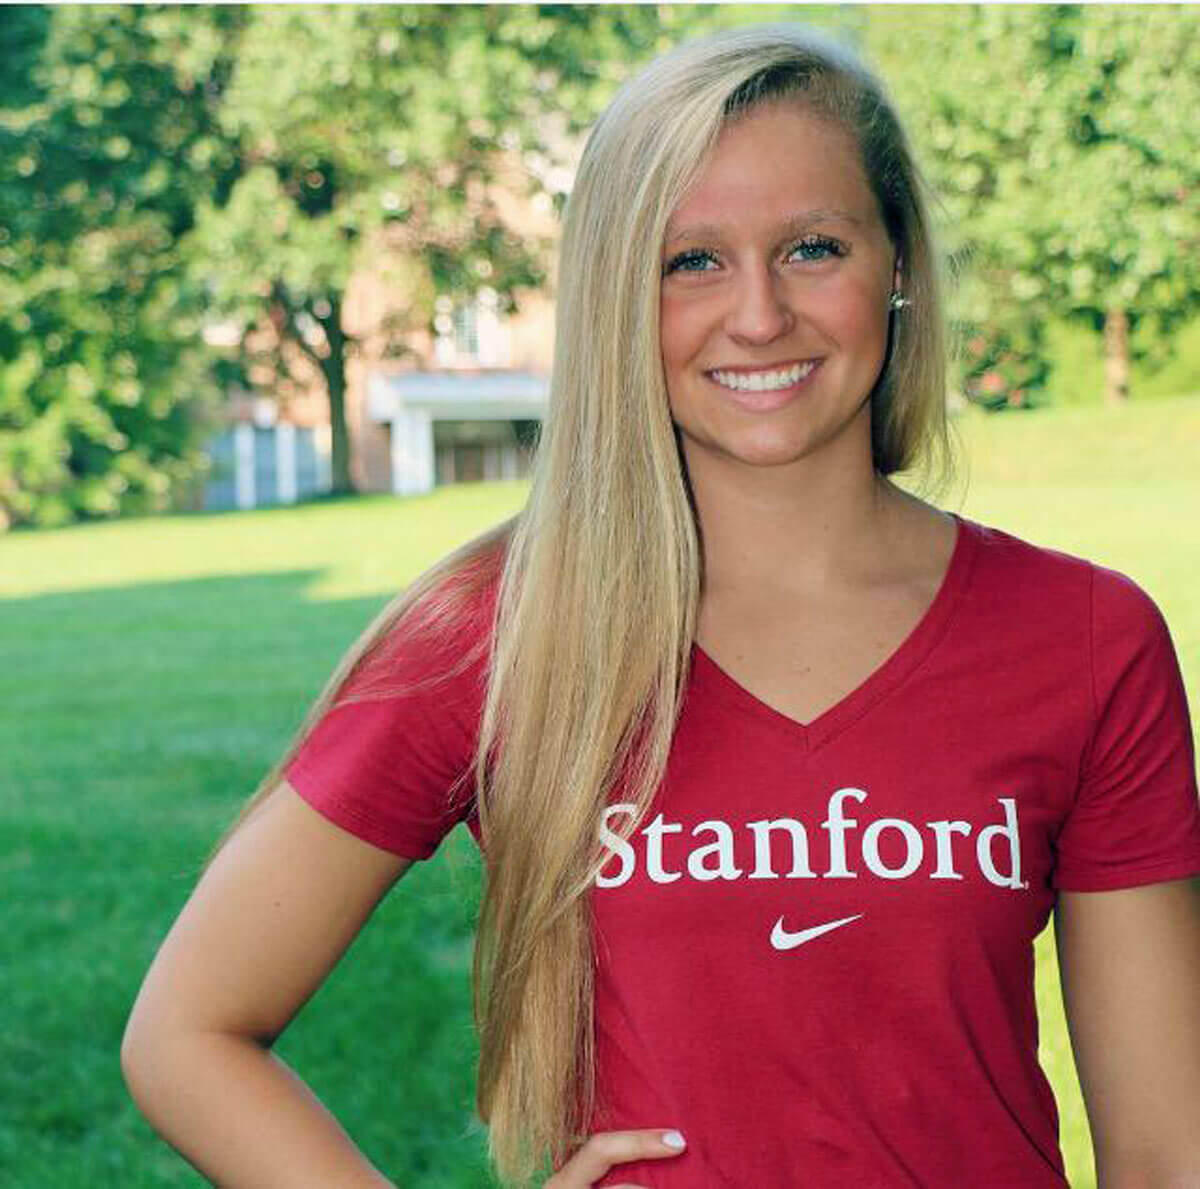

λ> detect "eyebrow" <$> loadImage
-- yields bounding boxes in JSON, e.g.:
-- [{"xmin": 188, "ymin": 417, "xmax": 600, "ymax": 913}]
[{"xmin": 663, "ymin": 208, "xmax": 865, "ymax": 247}]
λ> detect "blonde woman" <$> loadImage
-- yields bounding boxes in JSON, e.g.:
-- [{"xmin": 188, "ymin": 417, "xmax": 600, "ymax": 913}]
[{"xmin": 122, "ymin": 25, "xmax": 1200, "ymax": 1189}]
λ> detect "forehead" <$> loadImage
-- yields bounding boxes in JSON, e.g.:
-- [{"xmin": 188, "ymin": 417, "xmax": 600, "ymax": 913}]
[{"xmin": 664, "ymin": 101, "xmax": 880, "ymax": 240}]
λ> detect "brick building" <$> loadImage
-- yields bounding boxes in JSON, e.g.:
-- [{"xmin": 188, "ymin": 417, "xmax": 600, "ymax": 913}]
[{"xmin": 200, "ymin": 180, "xmax": 559, "ymax": 511}]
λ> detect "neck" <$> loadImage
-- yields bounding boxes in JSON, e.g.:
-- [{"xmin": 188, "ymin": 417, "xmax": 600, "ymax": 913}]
[{"xmin": 684, "ymin": 438, "xmax": 917, "ymax": 602}]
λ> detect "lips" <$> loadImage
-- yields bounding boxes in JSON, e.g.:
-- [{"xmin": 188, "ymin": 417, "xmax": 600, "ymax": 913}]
[
  {"xmin": 701, "ymin": 359, "xmax": 823, "ymax": 413},
  {"xmin": 707, "ymin": 359, "xmax": 819, "ymax": 393}
]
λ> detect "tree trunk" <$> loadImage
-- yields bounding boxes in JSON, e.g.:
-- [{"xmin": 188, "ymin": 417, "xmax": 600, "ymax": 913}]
[
  {"xmin": 321, "ymin": 293, "xmax": 356, "ymax": 495},
  {"xmin": 1103, "ymin": 308, "xmax": 1130, "ymax": 406}
]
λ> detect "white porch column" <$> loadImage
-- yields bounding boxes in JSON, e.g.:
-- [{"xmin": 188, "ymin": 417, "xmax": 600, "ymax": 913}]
[
  {"xmin": 315, "ymin": 425, "xmax": 332, "ymax": 492},
  {"xmin": 389, "ymin": 406, "xmax": 435, "ymax": 495},
  {"xmin": 234, "ymin": 423, "xmax": 256, "ymax": 510},
  {"xmin": 275, "ymin": 422, "xmax": 297, "ymax": 504},
  {"xmin": 501, "ymin": 445, "xmax": 518, "ymax": 479}
]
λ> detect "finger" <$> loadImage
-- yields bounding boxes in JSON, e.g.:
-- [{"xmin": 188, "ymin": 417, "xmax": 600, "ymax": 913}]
[{"xmin": 550, "ymin": 1129, "xmax": 686, "ymax": 1185}]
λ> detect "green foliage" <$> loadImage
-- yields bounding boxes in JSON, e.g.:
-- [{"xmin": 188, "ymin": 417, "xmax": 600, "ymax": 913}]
[
  {"xmin": 867, "ymin": 5, "xmax": 1200, "ymax": 408},
  {"xmin": 1133, "ymin": 313, "xmax": 1200, "ymax": 400},
  {"xmin": 1003, "ymin": 311, "xmax": 1200, "ymax": 410},
  {"xmin": 1041, "ymin": 319, "xmax": 1109, "ymax": 408},
  {"xmin": 0, "ymin": 5, "xmax": 244, "ymax": 528}
]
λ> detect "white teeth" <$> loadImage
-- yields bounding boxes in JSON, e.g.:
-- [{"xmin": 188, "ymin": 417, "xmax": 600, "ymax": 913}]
[{"xmin": 710, "ymin": 361, "xmax": 816, "ymax": 392}]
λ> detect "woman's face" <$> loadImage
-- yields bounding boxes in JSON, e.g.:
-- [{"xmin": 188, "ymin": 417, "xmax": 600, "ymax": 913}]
[{"xmin": 659, "ymin": 100, "xmax": 898, "ymax": 476}]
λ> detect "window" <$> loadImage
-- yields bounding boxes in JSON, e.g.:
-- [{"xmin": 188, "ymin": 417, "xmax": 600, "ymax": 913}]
[{"xmin": 434, "ymin": 289, "xmax": 510, "ymax": 367}]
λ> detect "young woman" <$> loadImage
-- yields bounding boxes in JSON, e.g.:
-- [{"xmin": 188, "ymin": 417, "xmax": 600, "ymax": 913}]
[{"xmin": 122, "ymin": 25, "xmax": 1200, "ymax": 1189}]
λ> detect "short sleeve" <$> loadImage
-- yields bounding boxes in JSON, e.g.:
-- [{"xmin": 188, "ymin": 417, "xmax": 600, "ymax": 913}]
[
  {"xmin": 1053, "ymin": 564, "xmax": 1200, "ymax": 891},
  {"xmin": 283, "ymin": 596, "xmax": 490, "ymax": 861}
]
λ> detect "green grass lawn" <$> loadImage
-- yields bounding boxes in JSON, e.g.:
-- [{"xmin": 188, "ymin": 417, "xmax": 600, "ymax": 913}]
[{"xmin": 2, "ymin": 393, "xmax": 1197, "ymax": 1187}]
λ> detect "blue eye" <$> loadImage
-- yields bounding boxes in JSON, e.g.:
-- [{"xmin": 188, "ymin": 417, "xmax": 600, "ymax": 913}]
[
  {"xmin": 663, "ymin": 248, "xmax": 718, "ymax": 275},
  {"xmin": 789, "ymin": 236, "xmax": 844, "ymax": 263}
]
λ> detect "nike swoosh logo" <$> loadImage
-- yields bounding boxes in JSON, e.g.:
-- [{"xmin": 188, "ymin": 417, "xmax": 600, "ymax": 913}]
[{"xmin": 770, "ymin": 913, "xmax": 863, "ymax": 950}]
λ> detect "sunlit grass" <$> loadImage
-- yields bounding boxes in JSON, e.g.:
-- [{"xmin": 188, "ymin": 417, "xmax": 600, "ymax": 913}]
[{"xmin": 0, "ymin": 481, "xmax": 530, "ymax": 602}]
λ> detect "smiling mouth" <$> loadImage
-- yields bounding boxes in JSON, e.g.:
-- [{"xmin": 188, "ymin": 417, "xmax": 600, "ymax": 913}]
[{"xmin": 707, "ymin": 360, "xmax": 819, "ymax": 393}]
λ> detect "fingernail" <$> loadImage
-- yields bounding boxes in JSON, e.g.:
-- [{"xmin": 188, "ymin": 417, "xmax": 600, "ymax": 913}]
[{"xmin": 662, "ymin": 1130, "xmax": 686, "ymax": 1149}]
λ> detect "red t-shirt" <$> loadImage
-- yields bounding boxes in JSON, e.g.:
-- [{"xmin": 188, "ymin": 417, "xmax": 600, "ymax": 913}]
[{"xmin": 284, "ymin": 513, "xmax": 1200, "ymax": 1187}]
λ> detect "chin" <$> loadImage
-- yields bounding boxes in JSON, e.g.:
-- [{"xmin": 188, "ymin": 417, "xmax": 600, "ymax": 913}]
[{"xmin": 680, "ymin": 428, "xmax": 828, "ymax": 471}]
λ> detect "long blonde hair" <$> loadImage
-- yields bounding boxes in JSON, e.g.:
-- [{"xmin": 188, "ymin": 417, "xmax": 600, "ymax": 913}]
[{"xmin": 219, "ymin": 23, "xmax": 957, "ymax": 1186}]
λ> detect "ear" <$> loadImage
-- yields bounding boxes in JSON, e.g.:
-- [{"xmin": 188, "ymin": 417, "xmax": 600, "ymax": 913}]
[{"xmin": 892, "ymin": 256, "xmax": 904, "ymax": 293}]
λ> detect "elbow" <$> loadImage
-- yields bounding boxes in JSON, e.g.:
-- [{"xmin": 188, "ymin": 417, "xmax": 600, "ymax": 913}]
[
  {"xmin": 119, "ymin": 995, "xmax": 191, "ymax": 1119},
  {"xmin": 120, "ymin": 1000, "xmax": 269, "ymax": 1120},
  {"xmin": 119, "ymin": 1004, "xmax": 160, "ymax": 1115}
]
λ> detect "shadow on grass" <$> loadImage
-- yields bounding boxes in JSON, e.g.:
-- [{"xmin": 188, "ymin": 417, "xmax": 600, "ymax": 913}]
[{"xmin": 1, "ymin": 569, "xmax": 495, "ymax": 1187}]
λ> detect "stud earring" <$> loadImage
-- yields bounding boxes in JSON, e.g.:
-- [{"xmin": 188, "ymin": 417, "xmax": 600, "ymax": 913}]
[{"xmin": 888, "ymin": 290, "xmax": 909, "ymax": 311}]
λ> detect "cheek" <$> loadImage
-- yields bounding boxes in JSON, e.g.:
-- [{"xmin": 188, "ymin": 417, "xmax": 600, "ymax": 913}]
[
  {"xmin": 659, "ymin": 295, "xmax": 705, "ymax": 370},
  {"xmin": 818, "ymin": 278, "xmax": 889, "ymax": 357}
]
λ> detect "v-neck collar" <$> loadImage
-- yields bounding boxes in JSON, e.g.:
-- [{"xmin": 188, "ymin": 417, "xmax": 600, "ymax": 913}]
[{"xmin": 689, "ymin": 511, "xmax": 981, "ymax": 755}]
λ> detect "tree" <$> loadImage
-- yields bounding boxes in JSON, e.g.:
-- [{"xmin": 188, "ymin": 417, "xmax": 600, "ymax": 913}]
[
  {"xmin": 0, "ymin": 5, "xmax": 245, "ymax": 528},
  {"xmin": 185, "ymin": 6, "xmax": 564, "ymax": 496},
  {"xmin": 868, "ymin": 5, "xmax": 1200, "ymax": 407}
]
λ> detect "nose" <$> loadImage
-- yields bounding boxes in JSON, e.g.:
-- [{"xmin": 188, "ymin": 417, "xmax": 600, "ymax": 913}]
[{"xmin": 724, "ymin": 262, "xmax": 795, "ymax": 344}]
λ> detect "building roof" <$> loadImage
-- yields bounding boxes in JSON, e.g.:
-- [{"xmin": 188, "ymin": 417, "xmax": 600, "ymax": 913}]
[{"xmin": 366, "ymin": 369, "xmax": 549, "ymax": 422}]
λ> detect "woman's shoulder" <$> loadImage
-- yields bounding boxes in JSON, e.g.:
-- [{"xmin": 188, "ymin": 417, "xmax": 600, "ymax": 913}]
[
  {"xmin": 956, "ymin": 511, "xmax": 1173, "ymax": 638},
  {"xmin": 342, "ymin": 537, "xmax": 505, "ymax": 707}
]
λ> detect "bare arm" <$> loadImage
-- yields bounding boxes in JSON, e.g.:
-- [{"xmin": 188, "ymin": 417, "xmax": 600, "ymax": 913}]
[
  {"xmin": 121, "ymin": 780, "xmax": 414, "ymax": 1188},
  {"xmin": 1055, "ymin": 877, "xmax": 1200, "ymax": 1189}
]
